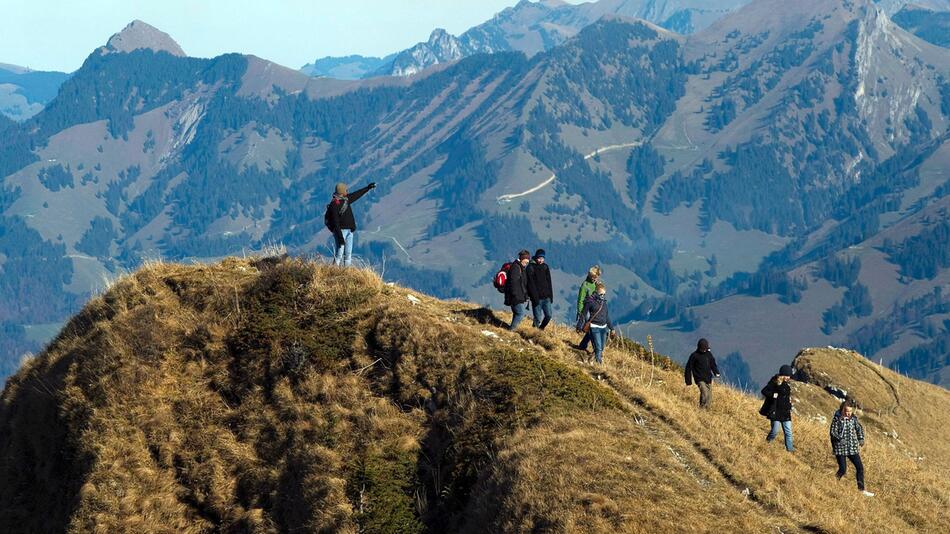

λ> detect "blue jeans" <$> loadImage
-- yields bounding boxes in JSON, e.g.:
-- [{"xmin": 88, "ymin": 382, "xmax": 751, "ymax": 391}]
[
  {"xmin": 509, "ymin": 302, "xmax": 528, "ymax": 331},
  {"xmin": 590, "ymin": 327, "xmax": 608, "ymax": 364},
  {"xmin": 532, "ymin": 299, "xmax": 553, "ymax": 329},
  {"xmin": 334, "ymin": 229, "xmax": 354, "ymax": 266},
  {"xmin": 767, "ymin": 420, "xmax": 794, "ymax": 452}
]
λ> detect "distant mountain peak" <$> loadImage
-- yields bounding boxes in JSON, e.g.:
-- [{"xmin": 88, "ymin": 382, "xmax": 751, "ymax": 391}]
[
  {"xmin": 102, "ymin": 20, "xmax": 186, "ymax": 57},
  {"xmin": 429, "ymin": 28, "xmax": 451, "ymax": 39}
]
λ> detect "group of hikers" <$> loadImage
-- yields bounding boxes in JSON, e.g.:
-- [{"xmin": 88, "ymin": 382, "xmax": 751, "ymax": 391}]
[
  {"xmin": 496, "ymin": 254, "xmax": 615, "ymax": 365},
  {"xmin": 686, "ymin": 343, "xmax": 875, "ymax": 497},
  {"xmin": 325, "ymin": 182, "xmax": 875, "ymax": 498},
  {"xmin": 498, "ymin": 249, "xmax": 875, "ymax": 498}
]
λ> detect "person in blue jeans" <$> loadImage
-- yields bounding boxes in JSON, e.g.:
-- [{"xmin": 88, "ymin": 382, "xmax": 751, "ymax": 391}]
[
  {"xmin": 576, "ymin": 266, "xmax": 601, "ymax": 353},
  {"xmin": 526, "ymin": 249, "xmax": 554, "ymax": 330},
  {"xmin": 761, "ymin": 365, "xmax": 795, "ymax": 452},
  {"xmin": 327, "ymin": 181, "xmax": 376, "ymax": 266},
  {"xmin": 504, "ymin": 250, "xmax": 531, "ymax": 330},
  {"xmin": 576, "ymin": 282, "xmax": 616, "ymax": 366}
]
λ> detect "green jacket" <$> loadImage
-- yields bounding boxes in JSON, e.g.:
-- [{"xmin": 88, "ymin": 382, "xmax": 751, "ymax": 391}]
[{"xmin": 577, "ymin": 279, "xmax": 597, "ymax": 316}]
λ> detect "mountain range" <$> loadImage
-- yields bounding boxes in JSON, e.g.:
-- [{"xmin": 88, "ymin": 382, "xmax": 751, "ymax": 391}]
[
  {"xmin": 0, "ymin": 0, "xmax": 949, "ymax": 390},
  {"xmin": 301, "ymin": 0, "xmax": 949, "ymax": 79}
]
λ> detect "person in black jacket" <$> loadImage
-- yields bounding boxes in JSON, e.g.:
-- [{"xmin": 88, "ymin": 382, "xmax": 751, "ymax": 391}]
[
  {"xmin": 684, "ymin": 338, "xmax": 720, "ymax": 408},
  {"xmin": 761, "ymin": 365, "xmax": 795, "ymax": 452},
  {"xmin": 526, "ymin": 248, "xmax": 554, "ymax": 330},
  {"xmin": 328, "ymin": 181, "xmax": 375, "ymax": 266},
  {"xmin": 505, "ymin": 250, "xmax": 531, "ymax": 330}
]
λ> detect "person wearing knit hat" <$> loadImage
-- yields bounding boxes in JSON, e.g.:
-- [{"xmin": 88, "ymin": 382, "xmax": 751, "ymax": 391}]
[
  {"xmin": 760, "ymin": 364, "xmax": 796, "ymax": 452},
  {"xmin": 505, "ymin": 250, "xmax": 532, "ymax": 330},
  {"xmin": 684, "ymin": 338, "xmax": 720, "ymax": 409},
  {"xmin": 325, "ymin": 180, "xmax": 376, "ymax": 266},
  {"xmin": 526, "ymin": 248, "xmax": 554, "ymax": 330}
]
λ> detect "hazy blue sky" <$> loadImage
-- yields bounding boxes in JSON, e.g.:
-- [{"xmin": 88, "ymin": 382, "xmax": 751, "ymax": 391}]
[{"xmin": 1, "ymin": 0, "xmax": 586, "ymax": 72}]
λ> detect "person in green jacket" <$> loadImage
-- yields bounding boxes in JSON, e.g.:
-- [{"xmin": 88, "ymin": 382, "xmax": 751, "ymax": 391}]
[{"xmin": 576, "ymin": 265, "xmax": 601, "ymax": 352}]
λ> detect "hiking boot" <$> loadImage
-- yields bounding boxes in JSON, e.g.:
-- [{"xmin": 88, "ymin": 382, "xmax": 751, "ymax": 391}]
[{"xmin": 861, "ymin": 490, "xmax": 875, "ymax": 497}]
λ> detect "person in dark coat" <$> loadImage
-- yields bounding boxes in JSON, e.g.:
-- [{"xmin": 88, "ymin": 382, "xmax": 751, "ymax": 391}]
[
  {"xmin": 830, "ymin": 399, "xmax": 874, "ymax": 496},
  {"xmin": 328, "ymin": 181, "xmax": 376, "ymax": 266},
  {"xmin": 575, "ymin": 282, "xmax": 616, "ymax": 366},
  {"xmin": 505, "ymin": 250, "xmax": 531, "ymax": 330},
  {"xmin": 526, "ymin": 249, "xmax": 554, "ymax": 330},
  {"xmin": 761, "ymin": 365, "xmax": 795, "ymax": 452},
  {"xmin": 684, "ymin": 338, "xmax": 720, "ymax": 409}
]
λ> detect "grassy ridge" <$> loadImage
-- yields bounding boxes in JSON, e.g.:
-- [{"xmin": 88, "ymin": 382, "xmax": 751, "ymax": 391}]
[{"xmin": 1, "ymin": 257, "xmax": 948, "ymax": 533}]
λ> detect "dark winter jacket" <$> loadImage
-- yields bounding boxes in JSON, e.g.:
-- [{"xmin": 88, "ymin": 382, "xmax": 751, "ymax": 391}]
[
  {"xmin": 684, "ymin": 348, "xmax": 720, "ymax": 385},
  {"xmin": 760, "ymin": 377, "xmax": 793, "ymax": 422},
  {"xmin": 576, "ymin": 293, "xmax": 613, "ymax": 331},
  {"xmin": 328, "ymin": 184, "xmax": 374, "ymax": 243},
  {"xmin": 526, "ymin": 261, "xmax": 554, "ymax": 303},
  {"xmin": 504, "ymin": 261, "xmax": 529, "ymax": 307},
  {"xmin": 830, "ymin": 410, "xmax": 865, "ymax": 456}
]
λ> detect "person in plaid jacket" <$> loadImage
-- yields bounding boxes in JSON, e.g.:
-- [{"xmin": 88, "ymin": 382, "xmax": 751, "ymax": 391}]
[{"xmin": 830, "ymin": 399, "xmax": 874, "ymax": 496}]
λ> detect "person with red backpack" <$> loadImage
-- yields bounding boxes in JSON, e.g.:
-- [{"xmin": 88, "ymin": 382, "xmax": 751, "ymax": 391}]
[
  {"xmin": 504, "ymin": 250, "xmax": 531, "ymax": 330},
  {"xmin": 325, "ymin": 181, "xmax": 375, "ymax": 266}
]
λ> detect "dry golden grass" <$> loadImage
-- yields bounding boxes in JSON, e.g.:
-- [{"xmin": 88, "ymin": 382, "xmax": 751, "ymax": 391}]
[{"xmin": 0, "ymin": 257, "xmax": 947, "ymax": 533}]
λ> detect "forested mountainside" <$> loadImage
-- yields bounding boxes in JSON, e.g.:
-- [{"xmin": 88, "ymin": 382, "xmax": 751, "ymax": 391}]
[
  {"xmin": 0, "ymin": 0, "xmax": 948, "ymax": 388},
  {"xmin": 2, "ymin": 258, "xmax": 949, "ymax": 532},
  {"xmin": 0, "ymin": 64, "xmax": 69, "ymax": 121},
  {"xmin": 891, "ymin": 4, "xmax": 950, "ymax": 48}
]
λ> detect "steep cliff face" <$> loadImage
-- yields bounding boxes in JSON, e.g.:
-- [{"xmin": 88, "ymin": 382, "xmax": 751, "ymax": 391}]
[{"xmin": 1, "ymin": 257, "xmax": 949, "ymax": 533}]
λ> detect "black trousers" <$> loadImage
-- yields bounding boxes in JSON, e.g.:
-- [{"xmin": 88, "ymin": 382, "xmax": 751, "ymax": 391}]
[{"xmin": 836, "ymin": 454, "xmax": 865, "ymax": 490}]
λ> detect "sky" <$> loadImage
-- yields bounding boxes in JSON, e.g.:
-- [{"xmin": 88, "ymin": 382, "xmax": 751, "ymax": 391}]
[{"xmin": 1, "ymin": 0, "xmax": 586, "ymax": 73}]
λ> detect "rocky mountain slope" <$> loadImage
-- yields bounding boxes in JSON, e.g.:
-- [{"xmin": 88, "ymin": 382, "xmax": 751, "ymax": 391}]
[
  {"xmin": 0, "ymin": 0, "xmax": 948, "ymax": 390},
  {"xmin": 1, "ymin": 257, "xmax": 948, "ymax": 532}
]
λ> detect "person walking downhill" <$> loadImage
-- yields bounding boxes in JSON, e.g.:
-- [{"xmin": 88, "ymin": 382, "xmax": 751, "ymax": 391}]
[
  {"xmin": 576, "ymin": 266, "xmax": 601, "ymax": 353},
  {"xmin": 526, "ymin": 249, "xmax": 554, "ymax": 330},
  {"xmin": 326, "ymin": 181, "xmax": 376, "ymax": 266},
  {"xmin": 576, "ymin": 282, "xmax": 616, "ymax": 371},
  {"xmin": 760, "ymin": 365, "xmax": 795, "ymax": 452},
  {"xmin": 684, "ymin": 338, "xmax": 721, "ymax": 409},
  {"xmin": 505, "ymin": 250, "xmax": 531, "ymax": 331},
  {"xmin": 831, "ymin": 399, "xmax": 874, "ymax": 497}
]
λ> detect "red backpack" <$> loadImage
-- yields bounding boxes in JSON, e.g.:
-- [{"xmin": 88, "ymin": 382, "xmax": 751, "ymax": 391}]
[{"xmin": 493, "ymin": 262, "xmax": 513, "ymax": 293}]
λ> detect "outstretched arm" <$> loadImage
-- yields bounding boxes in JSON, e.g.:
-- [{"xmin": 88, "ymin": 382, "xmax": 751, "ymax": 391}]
[{"xmin": 347, "ymin": 182, "xmax": 376, "ymax": 203}]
